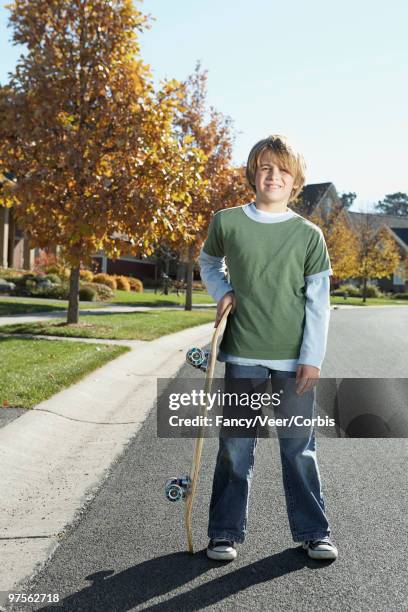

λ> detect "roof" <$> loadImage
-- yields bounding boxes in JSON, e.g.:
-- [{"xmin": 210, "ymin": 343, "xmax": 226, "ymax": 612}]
[
  {"xmin": 347, "ymin": 211, "xmax": 408, "ymax": 249},
  {"xmin": 299, "ymin": 182, "xmax": 332, "ymax": 213},
  {"xmin": 390, "ymin": 227, "xmax": 408, "ymax": 247},
  {"xmin": 348, "ymin": 211, "xmax": 408, "ymax": 229}
]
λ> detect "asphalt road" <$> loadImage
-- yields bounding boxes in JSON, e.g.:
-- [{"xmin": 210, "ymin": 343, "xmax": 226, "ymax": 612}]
[
  {"xmin": 7, "ymin": 307, "xmax": 408, "ymax": 611},
  {"xmin": 322, "ymin": 305, "xmax": 407, "ymax": 378}
]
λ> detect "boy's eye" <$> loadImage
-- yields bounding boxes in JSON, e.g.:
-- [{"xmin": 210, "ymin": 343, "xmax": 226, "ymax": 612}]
[{"xmin": 260, "ymin": 166, "xmax": 289, "ymax": 173}]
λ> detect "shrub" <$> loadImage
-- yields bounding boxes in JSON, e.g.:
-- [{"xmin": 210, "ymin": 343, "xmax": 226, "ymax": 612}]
[
  {"xmin": 46, "ymin": 266, "xmax": 70, "ymax": 279},
  {"xmin": 362, "ymin": 283, "xmax": 383, "ymax": 298},
  {"xmin": 128, "ymin": 277, "xmax": 144, "ymax": 293},
  {"xmin": 114, "ymin": 275, "xmax": 131, "ymax": 291},
  {"xmin": 79, "ymin": 269, "xmax": 94, "ymax": 282},
  {"xmin": 331, "ymin": 284, "xmax": 362, "ymax": 298},
  {"xmin": 392, "ymin": 292, "xmax": 408, "ymax": 300},
  {"xmin": 11, "ymin": 274, "xmax": 37, "ymax": 296},
  {"xmin": 0, "ymin": 279, "xmax": 16, "ymax": 294},
  {"xmin": 192, "ymin": 280, "xmax": 205, "ymax": 291},
  {"xmin": 33, "ymin": 251, "xmax": 59, "ymax": 274},
  {"xmin": 32, "ymin": 284, "xmax": 70, "ymax": 300},
  {"xmin": 45, "ymin": 265, "xmax": 60, "ymax": 275},
  {"xmin": 33, "ymin": 252, "xmax": 72, "ymax": 279},
  {"xmin": 332, "ymin": 283, "xmax": 384, "ymax": 299},
  {"xmin": 44, "ymin": 273, "xmax": 61, "ymax": 284},
  {"xmin": 9, "ymin": 273, "xmax": 66, "ymax": 298},
  {"xmin": 92, "ymin": 273, "xmax": 117, "ymax": 290},
  {"xmin": 79, "ymin": 286, "xmax": 97, "ymax": 301},
  {"xmin": 0, "ymin": 267, "xmax": 25, "ymax": 281},
  {"xmin": 81, "ymin": 282, "xmax": 113, "ymax": 301}
]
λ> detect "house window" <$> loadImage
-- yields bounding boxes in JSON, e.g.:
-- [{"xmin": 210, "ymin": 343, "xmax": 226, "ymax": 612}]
[
  {"xmin": 393, "ymin": 265, "xmax": 406, "ymax": 285},
  {"xmin": 324, "ymin": 197, "xmax": 332, "ymax": 213}
]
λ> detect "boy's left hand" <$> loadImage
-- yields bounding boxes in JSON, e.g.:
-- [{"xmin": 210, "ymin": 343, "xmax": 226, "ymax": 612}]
[{"xmin": 295, "ymin": 364, "xmax": 320, "ymax": 396}]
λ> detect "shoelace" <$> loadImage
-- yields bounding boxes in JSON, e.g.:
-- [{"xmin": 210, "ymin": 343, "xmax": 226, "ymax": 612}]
[
  {"xmin": 307, "ymin": 539, "xmax": 333, "ymax": 548},
  {"xmin": 211, "ymin": 539, "xmax": 233, "ymax": 548}
]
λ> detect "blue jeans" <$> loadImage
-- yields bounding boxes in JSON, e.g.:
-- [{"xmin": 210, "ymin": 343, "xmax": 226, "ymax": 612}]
[{"xmin": 208, "ymin": 363, "xmax": 332, "ymax": 543}]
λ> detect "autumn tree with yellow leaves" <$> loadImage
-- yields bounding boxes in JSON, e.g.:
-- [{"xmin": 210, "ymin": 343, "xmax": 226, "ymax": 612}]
[
  {"xmin": 174, "ymin": 62, "xmax": 253, "ymax": 310},
  {"xmin": 350, "ymin": 213, "xmax": 401, "ymax": 302},
  {"xmin": 308, "ymin": 203, "xmax": 401, "ymax": 301},
  {"xmin": 307, "ymin": 201, "xmax": 360, "ymax": 282},
  {"xmin": 0, "ymin": 0, "xmax": 206, "ymax": 323}
]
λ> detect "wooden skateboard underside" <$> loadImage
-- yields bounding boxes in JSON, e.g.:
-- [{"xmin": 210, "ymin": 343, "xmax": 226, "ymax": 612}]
[{"xmin": 184, "ymin": 304, "xmax": 232, "ymax": 553}]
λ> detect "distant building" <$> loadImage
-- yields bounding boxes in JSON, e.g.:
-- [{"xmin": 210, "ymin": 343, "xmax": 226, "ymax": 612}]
[
  {"xmin": 0, "ymin": 206, "xmax": 36, "ymax": 270},
  {"xmin": 347, "ymin": 211, "xmax": 408, "ymax": 293},
  {"xmin": 297, "ymin": 182, "xmax": 407, "ymax": 292}
]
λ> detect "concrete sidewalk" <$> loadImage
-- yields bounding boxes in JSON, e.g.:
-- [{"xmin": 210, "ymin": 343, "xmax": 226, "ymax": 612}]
[{"xmin": 0, "ymin": 321, "xmax": 215, "ymax": 598}]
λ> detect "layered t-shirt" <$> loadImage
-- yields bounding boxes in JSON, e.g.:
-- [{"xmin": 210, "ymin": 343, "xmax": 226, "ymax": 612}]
[{"xmin": 201, "ymin": 203, "xmax": 332, "ymax": 361}]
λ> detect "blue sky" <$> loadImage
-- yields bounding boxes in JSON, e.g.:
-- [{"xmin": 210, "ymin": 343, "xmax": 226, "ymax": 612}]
[{"xmin": 1, "ymin": 0, "xmax": 407, "ymax": 212}]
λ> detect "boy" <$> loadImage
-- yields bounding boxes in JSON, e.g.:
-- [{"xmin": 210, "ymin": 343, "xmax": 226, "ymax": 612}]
[{"xmin": 199, "ymin": 134, "xmax": 338, "ymax": 562}]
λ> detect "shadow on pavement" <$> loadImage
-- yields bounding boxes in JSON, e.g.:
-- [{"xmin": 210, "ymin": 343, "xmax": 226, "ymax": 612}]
[{"xmin": 35, "ymin": 547, "xmax": 331, "ymax": 612}]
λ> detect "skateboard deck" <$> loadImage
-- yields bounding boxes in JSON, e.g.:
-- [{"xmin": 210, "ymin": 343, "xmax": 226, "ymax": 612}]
[{"xmin": 165, "ymin": 303, "xmax": 232, "ymax": 553}]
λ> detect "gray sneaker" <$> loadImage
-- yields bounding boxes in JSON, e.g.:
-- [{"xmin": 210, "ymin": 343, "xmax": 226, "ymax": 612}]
[
  {"xmin": 207, "ymin": 539, "xmax": 237, "ymax": 561},
  {"xmin": 302, "ymin": 537, "xmax": 338, "ymax": 560}
]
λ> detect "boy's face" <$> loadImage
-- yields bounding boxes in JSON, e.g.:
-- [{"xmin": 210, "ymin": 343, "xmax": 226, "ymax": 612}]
[{"xmin": 255, "ymin": 150, "xmax": 298, "ymax": 205}]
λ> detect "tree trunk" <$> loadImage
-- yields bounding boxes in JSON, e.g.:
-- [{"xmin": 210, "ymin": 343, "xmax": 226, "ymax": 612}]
[
  {"xmin": 362, "ymin": 276, "xmax": 367, "ymax": 303},
  {"xmin": 185, "ymin": 244, "xmax": 194, "ymax": 311},
  {"xmin": 163, "ymin": 258, "xmax": 170, "ymax": 295},
  {"xmin": 67, "ymin": 265, "xmax": 80, "ymax": 323}
]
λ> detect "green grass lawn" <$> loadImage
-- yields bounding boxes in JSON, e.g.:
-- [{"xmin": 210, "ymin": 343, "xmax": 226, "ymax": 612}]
[
  {"xmin": 0, "ymin": 337, "xmax": 129, "ymax": 409},
  {"xmin": 0, "ymin": 290, "xmax": 215, "ymax": 316},
  {"xmin": 110, "ymin": 289, "xmax": 215, "ymax": 306},
  {"xmin": 0, "ymin": 310, "xmax": 216, "ymax": 340},
  {"xmin": 330, "ymin": 296, "xmax": 408, "ymax": 306}
]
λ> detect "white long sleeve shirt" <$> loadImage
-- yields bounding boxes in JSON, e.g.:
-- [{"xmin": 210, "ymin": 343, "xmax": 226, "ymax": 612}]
[{"xmin": 198, "ymin": 202, "xmax": 331, "ymax": 371}]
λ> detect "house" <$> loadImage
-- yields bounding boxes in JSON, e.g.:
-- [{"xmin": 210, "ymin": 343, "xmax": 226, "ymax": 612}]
[
  {"xmin": 0, "ymin": 206, "xmax": 181, "ymax": 285},
  {"xmin": 297, "ymin": 182, "xmax": 407, "ymax": 293},
  {"xmin": 0, "ymin": 206, "xmax": 36, "ymax": 270},
  {"xmin": 346, "ymin": 211, "xmax": 408, "ymax": 293},
  {"xmin": 297, "ymin": 182, "xmax": 341, "ymax": 217}
]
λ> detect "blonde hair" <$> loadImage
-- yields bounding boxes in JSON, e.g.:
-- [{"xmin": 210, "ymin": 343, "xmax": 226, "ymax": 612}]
[{"xmin": 246, "ymin": 134, "xmax": 306, "ymax": 200}]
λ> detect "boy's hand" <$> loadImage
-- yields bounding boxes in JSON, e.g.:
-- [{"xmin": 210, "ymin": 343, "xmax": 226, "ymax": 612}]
[
  {"xmin": 215, "ymin": 291, "xmax": 236, "ymax": 328},
  {"xmin": 296, "ymin": 364, "xmax": 320, "ymax": 395}
]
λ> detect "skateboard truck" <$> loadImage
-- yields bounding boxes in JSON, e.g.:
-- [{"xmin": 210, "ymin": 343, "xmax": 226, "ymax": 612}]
[
  {"xmin": 165, "ymin": 476, "xmax": 191, "ymax": 502},
  {"xmin": 186, "ymin": 347, "xmax": 210, "ymax": 372}
]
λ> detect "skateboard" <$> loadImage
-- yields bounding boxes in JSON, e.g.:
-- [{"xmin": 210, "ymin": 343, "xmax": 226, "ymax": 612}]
[{"xmin": 165, "ymin": 303, "xmax": 232, "ymax": 553}]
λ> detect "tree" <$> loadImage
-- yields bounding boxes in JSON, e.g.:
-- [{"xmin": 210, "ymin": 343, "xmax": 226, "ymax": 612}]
[
  {"xmin": 0, "ymin": 0, "xmax": 205, "ymax": 322},
  {"xmin": 352, "ymin": 213, "xmax": 401, "ymax": 302},
  {"xmin": 375, "ymin": 193, "xmax": 408, "ymax": 217},
  {"xmin": 173, "ymin": 62, "xmax": 253, "ymax": 310},
  {"xmin": 339, "ymin": 192, "xmax": 357, "ymax": 211},
  {"xmin": 309, "ymin": 203, "xmax": 401, "ymax": 299},
  {"xmin": 308, "ymin": 201, "xmax": 360, "ymax": 283},
  {"xmin": 153, "ymin": 242, "xmax": 179, "ymax": 295}
]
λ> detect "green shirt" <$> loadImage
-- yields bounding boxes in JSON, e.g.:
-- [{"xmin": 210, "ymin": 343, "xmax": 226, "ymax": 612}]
[{"xmin": 202, "ymin": 206, "xmax": 332, "ymax": 359}]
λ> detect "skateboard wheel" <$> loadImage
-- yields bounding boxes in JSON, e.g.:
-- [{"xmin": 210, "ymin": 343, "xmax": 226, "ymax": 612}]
[
  {"xmin": 165, "ymin": 476, "xmax": 190, "ymax": 502},
  {"xmin": 186, "ymin": 348, "xmax": 209, "ymax": 371},
  {"xmin": 166, "ymin": 482, "xmax": 183, "ymax": 502}
]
